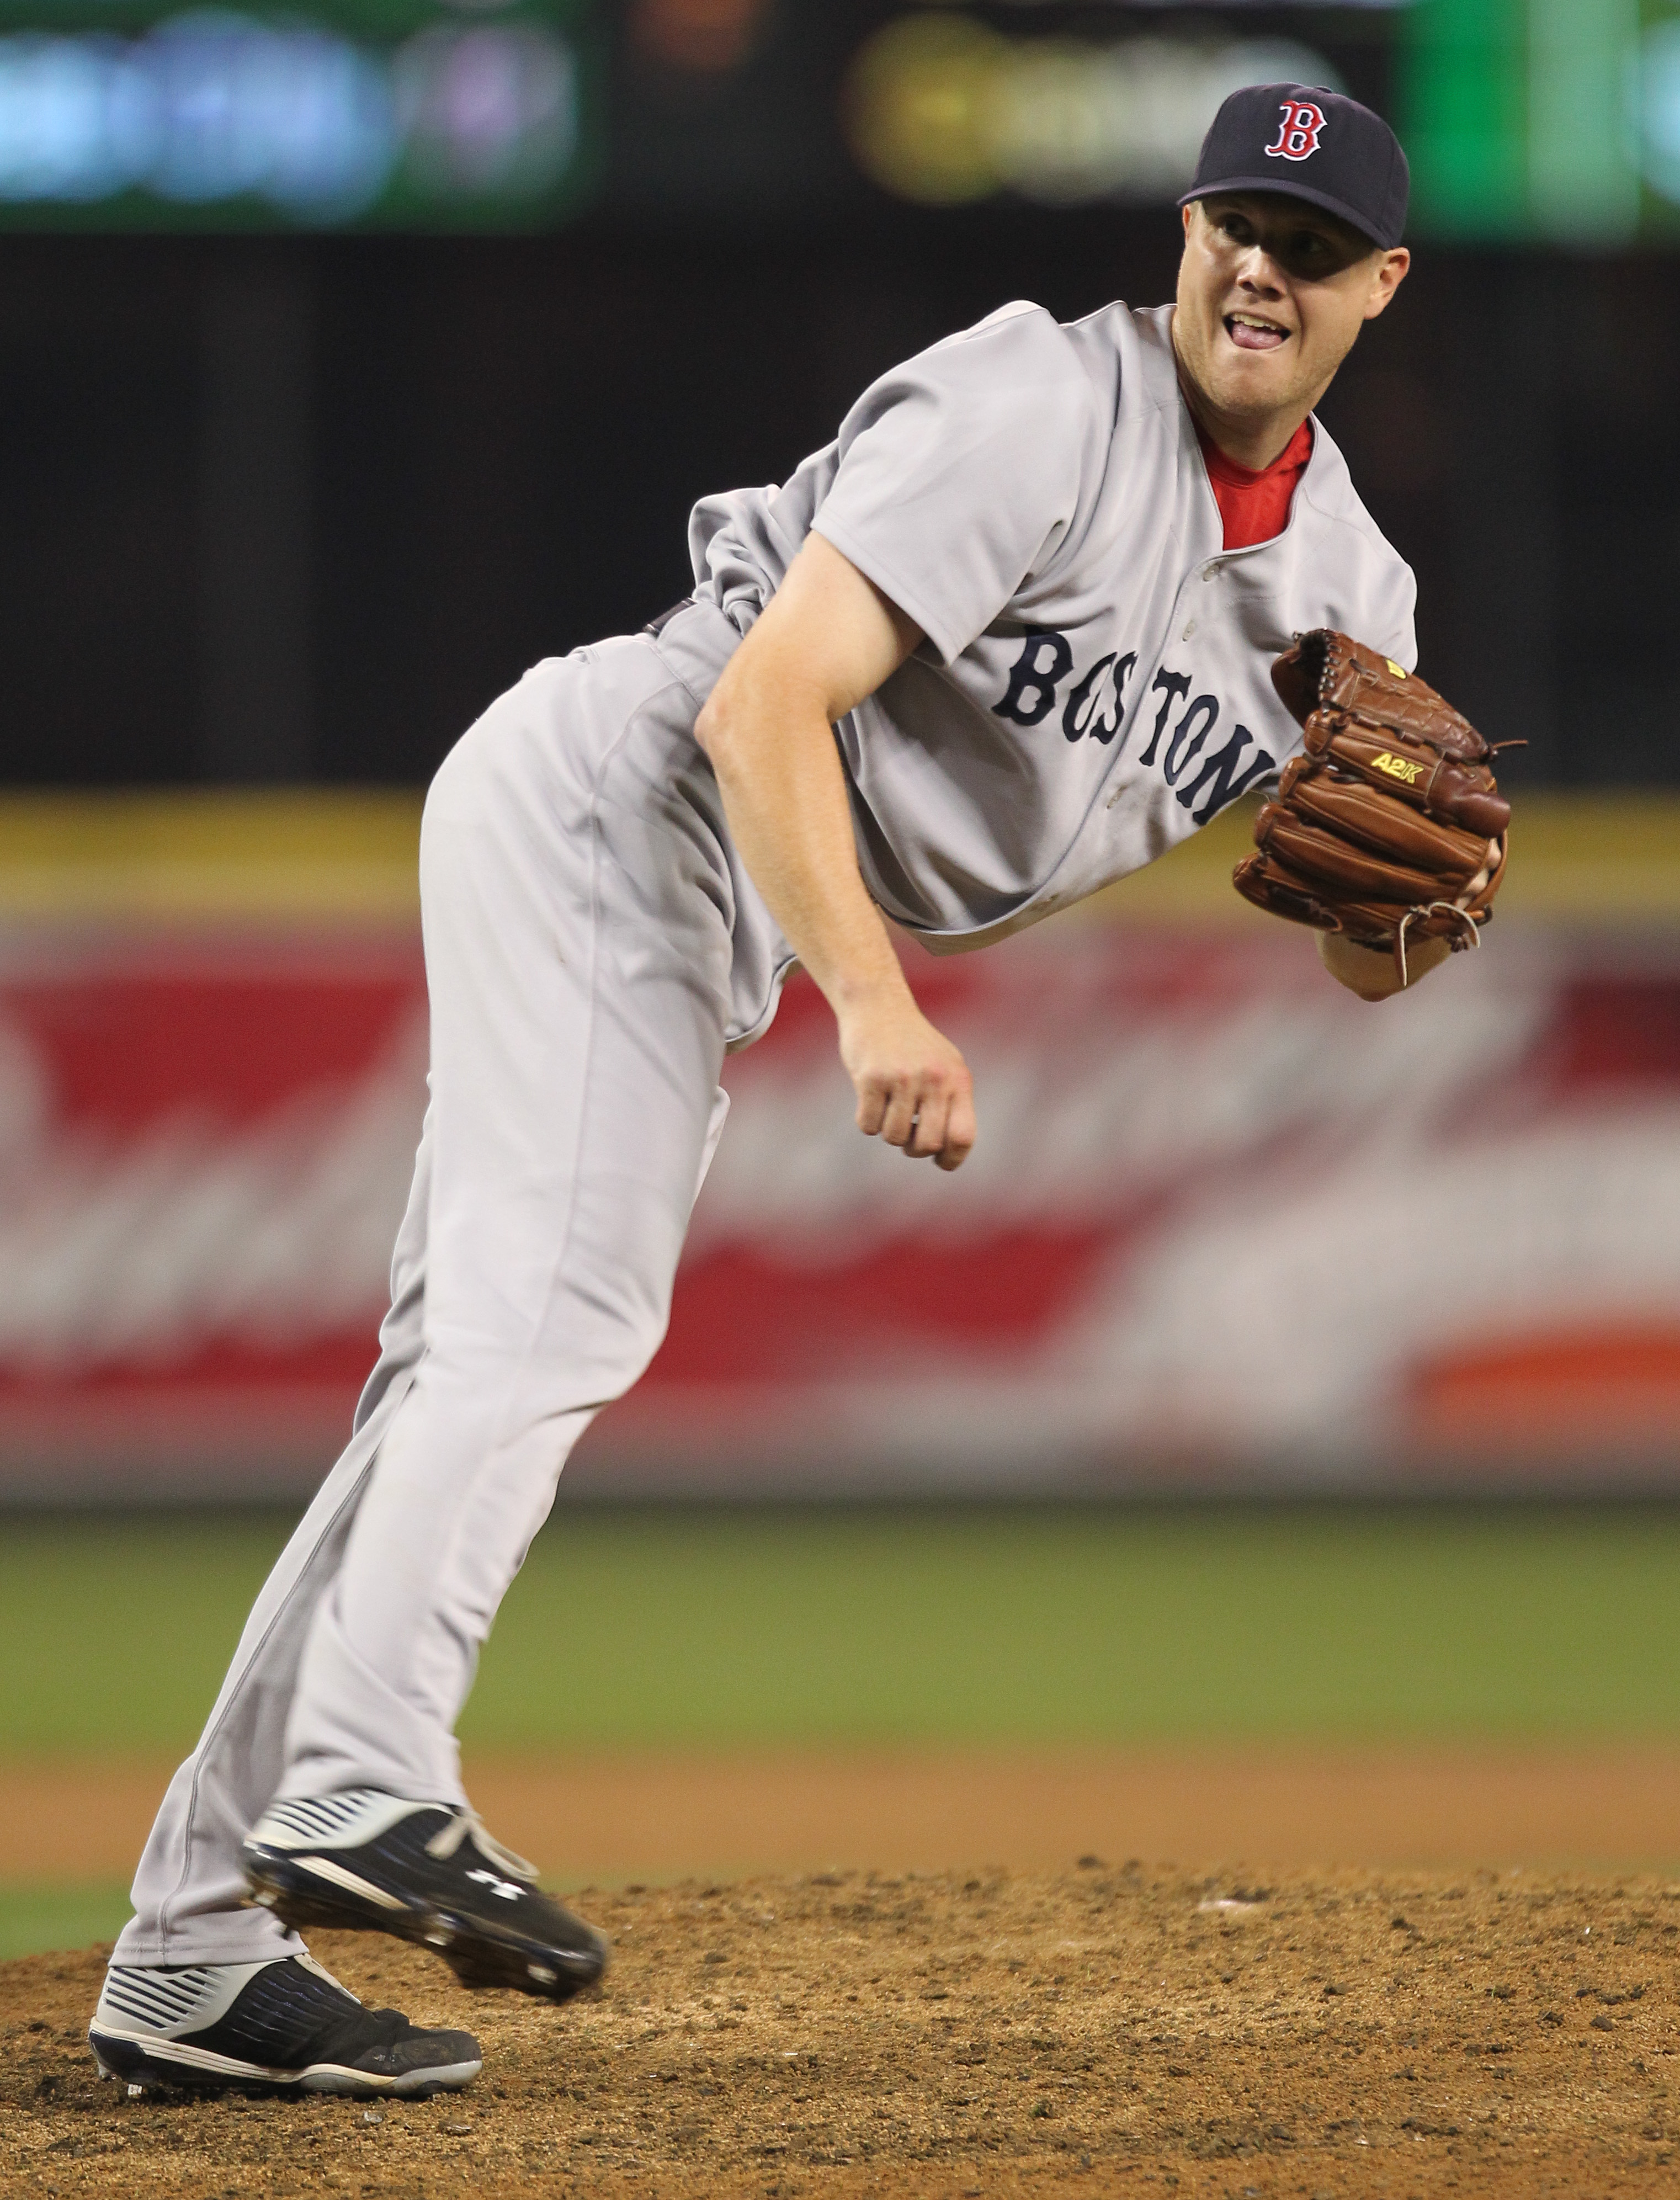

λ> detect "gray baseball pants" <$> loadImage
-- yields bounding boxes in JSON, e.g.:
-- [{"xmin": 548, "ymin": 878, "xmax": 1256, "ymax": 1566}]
[{"xmin": 114, "ymin": 603, "xmax": 785, "ymax": 1966}]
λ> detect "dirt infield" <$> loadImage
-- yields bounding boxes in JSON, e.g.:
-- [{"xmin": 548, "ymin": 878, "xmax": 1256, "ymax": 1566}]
[
  {"xmin": 10, "ymin": 1747, "xmax": 1680, "ymax": 1885},
  {"xmin": 7, "ymin": 1866, "xmax": 1680, "ymax": 2197}
]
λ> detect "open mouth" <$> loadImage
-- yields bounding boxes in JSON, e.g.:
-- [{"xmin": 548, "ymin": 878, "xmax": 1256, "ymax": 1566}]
[{"xmin": 1224, "ymin": 312, "xmax": 1290, "ymax": 353}]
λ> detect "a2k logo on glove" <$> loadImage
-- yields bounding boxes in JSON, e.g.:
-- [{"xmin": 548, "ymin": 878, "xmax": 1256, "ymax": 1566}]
[{"xmin": 994, "ymin": 629, "xmax": 1275, "ymax": 824}]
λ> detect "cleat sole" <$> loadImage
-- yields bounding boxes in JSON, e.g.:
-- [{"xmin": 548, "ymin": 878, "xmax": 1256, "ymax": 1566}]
[
  {"xmin": 89, "ymin": 2024, "xmax": 479, "ymax": 2100},
  {"xmin": 242, "ymin": 1848, "xmax": 606, "ymax": 2004}
]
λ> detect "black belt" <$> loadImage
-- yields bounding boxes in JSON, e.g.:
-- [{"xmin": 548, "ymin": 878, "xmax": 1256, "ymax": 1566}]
[{"xmin": 642, "ymin": 596, "xmax": 695, "ymax": 637}]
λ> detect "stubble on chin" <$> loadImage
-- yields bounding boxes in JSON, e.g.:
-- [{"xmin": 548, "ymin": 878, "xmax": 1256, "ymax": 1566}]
[
  {"xmin": 1211, "ymin": 334, "xmax": 1319, "ymax": 424},
  {"xmin": 1200, "ymin": 358, "xmax": 1291, "ymax": 429}
]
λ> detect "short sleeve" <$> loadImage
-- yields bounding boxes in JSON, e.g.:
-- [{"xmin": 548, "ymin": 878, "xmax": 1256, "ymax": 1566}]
[
  {"xmin": 1370, "ymin": 568, "xmax": 1418, "ymax": 673},
  {"xmin": 1302, "ymin": 446, "xmax": 1419, "ymax": 677},
  {"xmin": 809, "ymin": 304, "xmax": 1094, "ymax": 667}
]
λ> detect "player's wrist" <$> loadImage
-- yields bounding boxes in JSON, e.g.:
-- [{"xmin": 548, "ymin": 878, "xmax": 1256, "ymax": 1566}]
[{"xmin": 826, "ymin": 962, "xmax": 917, "ymax": 1021}]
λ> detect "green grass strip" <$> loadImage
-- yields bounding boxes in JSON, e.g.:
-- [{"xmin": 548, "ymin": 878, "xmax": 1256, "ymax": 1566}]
[
  {"xmin": 0, "ymin": 1883, "xmax": 132, "ymax": 1963},
  {"xmin": 4, "ymin": 1502, "xmax": 1680, "ymax": 1758}
]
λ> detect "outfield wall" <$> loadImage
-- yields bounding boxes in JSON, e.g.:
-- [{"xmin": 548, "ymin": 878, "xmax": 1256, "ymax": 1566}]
[{"xmin": 0, "ymin": 792, "xmax": 1676, "ymax": 1499}]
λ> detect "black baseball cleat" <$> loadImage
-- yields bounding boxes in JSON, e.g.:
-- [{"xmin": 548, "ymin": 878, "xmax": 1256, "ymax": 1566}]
[
  {"xmin": 241, "ymin": 1791, "xmax": 609, "ymax": 2001},
  {"xmin": 88, "ymin": 1951, "xmax": 480, "ymax": 2097}
]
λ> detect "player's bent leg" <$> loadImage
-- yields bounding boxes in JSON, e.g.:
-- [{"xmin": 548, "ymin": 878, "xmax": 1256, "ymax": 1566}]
[{"xmin": 100, "ymin": 631, "xmax": 724, "ymax": 2002}]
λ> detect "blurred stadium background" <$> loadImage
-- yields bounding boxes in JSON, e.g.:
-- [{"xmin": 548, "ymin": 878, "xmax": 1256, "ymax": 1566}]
[{"xmin": 4, "ymin": 0, "xmax": 1680, "ymax": 1962}]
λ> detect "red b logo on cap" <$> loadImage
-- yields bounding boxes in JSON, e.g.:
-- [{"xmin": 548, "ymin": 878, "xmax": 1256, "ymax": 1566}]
[{"xmin": 1265, "ymin": 100, "xmax": 1326, "ymax": 162}]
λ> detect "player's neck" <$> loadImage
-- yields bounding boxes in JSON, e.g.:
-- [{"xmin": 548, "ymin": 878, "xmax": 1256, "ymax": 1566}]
[
  {"xmin": 1169, "ymin": 360, "xmax": 1310, "ymax": 472},
  {"xmin": 1177, "ymin": 376, "xmax": 1309, "ymax": 473}
]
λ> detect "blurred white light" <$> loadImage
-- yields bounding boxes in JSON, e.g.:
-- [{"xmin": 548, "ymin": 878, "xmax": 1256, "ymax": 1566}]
[
  {"xmin": 0, "ymin": 39, "xmax": 155, "ymax": 201},
  {"xmin": 0, "ymin": 10, "xmax": 577, "ymax": 217},
  {"xmin": 145, "ymin": 13, "xmax": 393, "ymax": 212}
]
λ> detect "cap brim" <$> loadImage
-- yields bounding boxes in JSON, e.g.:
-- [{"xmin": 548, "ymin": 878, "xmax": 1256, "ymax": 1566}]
[{"xmin": 1177, "ymin": 175, "xmax": 1399, "ymax": 251}]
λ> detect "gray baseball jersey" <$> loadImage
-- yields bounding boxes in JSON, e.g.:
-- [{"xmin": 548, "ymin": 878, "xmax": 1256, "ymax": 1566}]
[{"xmin": 690, "ymin": 297, "xmax": 1416, "ymax": 952}]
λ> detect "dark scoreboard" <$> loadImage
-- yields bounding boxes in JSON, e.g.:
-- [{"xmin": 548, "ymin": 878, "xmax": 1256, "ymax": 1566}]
[{"xmin": 0, "ymin": 1, "xmax": 1661, "ymax": 240}]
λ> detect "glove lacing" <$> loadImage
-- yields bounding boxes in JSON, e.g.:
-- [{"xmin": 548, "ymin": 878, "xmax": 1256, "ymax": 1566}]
[{"xmin": 1395, "ymin": 902, "xmax": 1482, "ymax": 989}]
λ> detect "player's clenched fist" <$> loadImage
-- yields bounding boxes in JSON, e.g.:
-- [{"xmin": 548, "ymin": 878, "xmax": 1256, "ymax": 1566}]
[{"xmin": 838, "ymin": 991, "xmax": 977, "ymax": 1171}]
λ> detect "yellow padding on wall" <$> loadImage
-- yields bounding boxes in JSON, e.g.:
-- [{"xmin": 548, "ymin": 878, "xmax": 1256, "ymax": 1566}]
[
  {"xmin": 0, "ymin": 790, "xmax": 424, "ymax": 920},
  {"xmin": 0, "ymin": 789, "xmax": 1674, "ymax": 925}
]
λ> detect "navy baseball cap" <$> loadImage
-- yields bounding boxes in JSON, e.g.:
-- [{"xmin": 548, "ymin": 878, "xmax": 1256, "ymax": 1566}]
[{"xmin": 1178, "ymin": 83, "xmax": 1410, "ymax": 251}]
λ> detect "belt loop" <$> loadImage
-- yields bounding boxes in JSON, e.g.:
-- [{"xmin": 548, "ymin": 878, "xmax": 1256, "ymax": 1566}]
[{"xmin": 642, "ymin": 597, "xmax": 695, "ymax": 637}]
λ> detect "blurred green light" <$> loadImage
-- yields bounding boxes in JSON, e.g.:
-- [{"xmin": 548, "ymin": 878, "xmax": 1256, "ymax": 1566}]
[
  {"xmin": 1400, "ymin": 0, "xmax": 1530, "ymax": 240},
  {"xmin": 1401, "ymin": 0, "xmax": 1650, "ymax": 246},
  {"xmin": 1529, "ymin": 0, "xmax": 1639, "ymax": 243}
]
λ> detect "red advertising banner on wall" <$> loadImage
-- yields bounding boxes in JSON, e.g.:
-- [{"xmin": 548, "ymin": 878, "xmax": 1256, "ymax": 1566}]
[
  {"xmin": 0, "ymin": 932, "xmax": 427, "ymax": 1489},
  {"xmin": 0, "ymin": 910, "xmax": 1676, "ymax": 1497}
]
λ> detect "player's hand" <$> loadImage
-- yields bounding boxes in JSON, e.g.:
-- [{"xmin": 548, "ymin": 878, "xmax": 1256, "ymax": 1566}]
[{"xmin": 837, "ymin": 990, "xmax": 977, "ymax": 1171}]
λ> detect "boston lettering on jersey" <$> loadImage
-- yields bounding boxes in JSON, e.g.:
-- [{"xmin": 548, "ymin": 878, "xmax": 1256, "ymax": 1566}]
[{"xmin": 993, "ymin": 629, "xmax": 1274, "ymax": 825}]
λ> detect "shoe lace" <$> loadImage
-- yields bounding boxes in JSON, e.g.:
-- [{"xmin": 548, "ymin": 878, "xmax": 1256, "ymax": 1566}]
[{"xmin": 424, "ymin": 1808, "xmax": 539, "ymax": 1883}]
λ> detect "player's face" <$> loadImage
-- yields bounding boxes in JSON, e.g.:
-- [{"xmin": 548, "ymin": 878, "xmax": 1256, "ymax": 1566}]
[{"xmin": 1173, "ymin": 194, "xmax": 1410, "ymax": 453}]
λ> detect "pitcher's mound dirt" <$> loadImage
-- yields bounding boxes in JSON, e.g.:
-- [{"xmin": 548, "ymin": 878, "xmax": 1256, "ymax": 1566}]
[{"xmin": 6, "ymin": 1866, "xmax": 1680, "ymax": 2197}]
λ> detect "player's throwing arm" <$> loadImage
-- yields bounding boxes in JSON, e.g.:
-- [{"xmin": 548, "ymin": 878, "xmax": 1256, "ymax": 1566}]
[{"xmin": 697, "ymin": 534, "xmax": 979, "ymax": 1172}]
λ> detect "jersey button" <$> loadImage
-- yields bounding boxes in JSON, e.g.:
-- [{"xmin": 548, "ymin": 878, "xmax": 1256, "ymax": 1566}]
[{"xmin": 1201, "ymin": 564, "xmax": 1220, "ymax": 582}]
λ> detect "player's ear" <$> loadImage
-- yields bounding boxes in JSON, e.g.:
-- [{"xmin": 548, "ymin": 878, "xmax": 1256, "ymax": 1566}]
[
  {"xmin": 1363, "ymin": 247, "xmax": 1411, "ymax": 320},
  {"xmin": 1181, "ymin": 202, "xmax": 1197, "ymax": 243}
]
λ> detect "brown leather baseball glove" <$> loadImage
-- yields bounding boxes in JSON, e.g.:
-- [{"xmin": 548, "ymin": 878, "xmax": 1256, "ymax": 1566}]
[{"xmin": 1232, "ymin": 629, "xmax": 1511, "ymax": 986}]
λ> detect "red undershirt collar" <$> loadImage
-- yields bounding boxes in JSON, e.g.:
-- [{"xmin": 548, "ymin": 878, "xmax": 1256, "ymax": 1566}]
[{"xmin": 1195, "ymin": 417, "xmax": 1315, "ymax": 487}]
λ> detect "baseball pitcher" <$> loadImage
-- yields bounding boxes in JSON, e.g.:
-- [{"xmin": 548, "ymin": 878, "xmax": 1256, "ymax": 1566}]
[{"xmin": 89, "ymin": 84, "xmax": 1508, "ymax": 2096}]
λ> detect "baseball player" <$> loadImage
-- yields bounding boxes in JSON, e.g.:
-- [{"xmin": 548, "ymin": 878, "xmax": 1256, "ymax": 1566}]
[{"xmin": 91, "ymin": 84, "xmax": 1423, "ymax": 2096}]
